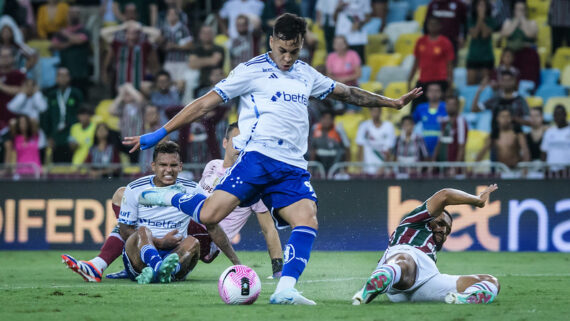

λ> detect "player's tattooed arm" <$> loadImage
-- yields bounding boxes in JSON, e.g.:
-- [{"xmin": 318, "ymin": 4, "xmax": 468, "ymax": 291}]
[
  {"xmin": 206, "ymin": 223, "xmax": 241, "ymax": 265},
  {"xmin": 329, "ymin": 82, "xmax": 423, "ymax": 110}
]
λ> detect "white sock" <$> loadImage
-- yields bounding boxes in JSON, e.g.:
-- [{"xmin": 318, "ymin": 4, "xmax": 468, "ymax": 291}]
[
  {"xmin": 372, "ymin": 263, "xmax": 402, "ymax": 292},
  {"xmin": 274, "ymin": 276, "xmax": 297, "ymax": 293},
  {"xmin": 464, "ymin": 281, "xmax": 498, "ymax": 296},
  {"xmin": 90, "ymin": 257, "xmax": 108, "ymax": 272}
]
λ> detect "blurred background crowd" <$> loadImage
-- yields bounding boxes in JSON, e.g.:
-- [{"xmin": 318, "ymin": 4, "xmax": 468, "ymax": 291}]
[{"xmin": 0, "ymin": 0, "xmax": 569, "ymax": 180}]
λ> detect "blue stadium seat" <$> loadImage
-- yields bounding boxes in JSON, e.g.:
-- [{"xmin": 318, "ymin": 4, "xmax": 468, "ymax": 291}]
[
  {"xmin": 409, "ymin": 0, "xmax": 431, "ymax": 12},
  {"xmin": 459, "ymin": 85, "xmax": 493, "ymax": 113},
  {"xmin": 535, "ymin": 84, "xmax": 567, "ymax": 102},
  {"xmin": 362, "ymin": 17, "xmax": 382, "ymax": 35},
  {"xmin": 386, "ymin": 2, "xmax": 410, "ymax": 23},
  {"xmin": 359, "ymin": 65, "xmax": 372, "ymax": 84},
  {"xmin": 518, "ymin": 80, "xmax": 535, "ymax": 97},
  {"xmin": 540, "ymin": 68, "xmax": 561, "ymax": 85},
  {"xmin": 453, "ymin": 67, "xmax": 467, "ymax": 89}
]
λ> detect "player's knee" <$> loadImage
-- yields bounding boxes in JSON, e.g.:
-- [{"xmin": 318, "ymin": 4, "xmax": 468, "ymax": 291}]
[{"xmin": 479, "ymin": 274, "xmax": 500, "ymax": 292}]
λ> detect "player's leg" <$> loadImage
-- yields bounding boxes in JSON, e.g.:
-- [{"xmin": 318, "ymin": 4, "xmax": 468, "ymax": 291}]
[
  {"xmin": 170, "ymin": 235, "xmax": 201, "ymax": 281},
  {"xmin": 255, "ymin": 211, "xmax": 283, "ymax": 279},
  {"xmin": 352, "ymin": 253, "xmax": 416, "ymax": 305},
  {"xmin": 123, "ymin": 226, "xmax": 179, "ymax": 284},
  {"xmin": 187, "ymin": 220, "xmax": 220, "ymax": 263},
  {"xmin": 445, "ymin": 274, "xmax": 500, "ymax": 304}
]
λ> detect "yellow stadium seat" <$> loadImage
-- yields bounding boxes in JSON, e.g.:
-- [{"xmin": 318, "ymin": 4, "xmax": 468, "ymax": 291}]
[
  {"xmin": 214, "ymin": 34, "xmax": 228, "ymax": 47},
  {"xmin": 382, "ymin": 102, "xmax": 411, "ymax": 125},
  {"xmin": 552, "ymin": 47, "xmax": 570, "ymax": 70},
  {"xmin": 394, "ymin": 33, "xmax": 421, "ymax": 56},
  {"xmin": 494, "ymin": 48, "xmax": 502, "ymax": 67},
  {"xmin": 310, "ymin": 21, "xmax": 326, "ymax": 51},
  {"xmin": 367, "ymin": 53, "xmax": 402, "ymax": 81},
  {"xmin": 537, "ymin": 46, "xmax": 549, "ymax": 68},
  {"xmin": 544, "ymin": 97, "xmax": 570, "ymax": 121},
  {"xmin": 537, "ymin": 24, "xmax": 551, "ymax": 55},
  {"xmin": 311, "ymin": 49, "xmax": 327, "ymax": 67},
  {"xmin": 228, "ymin": 108, "xmax": 238, "ymax": 124},
  {"xmin": 526, "ymin": 96, "xmax": 544, "ymax": 108},
  {"xmin": 465, "ymin": 130, "xmax": 489, "ymax": 162},
  {"xmin": 365, "ymin": 33, "xmax": 389, "ymax": 58},
  {"xmin": 359, "ymin": 81, "xmax": 383, "ymax": 93},
  {"xmin": 527, "ymin": 0, "xmax": 550, "ymax": 20},
  {"xmin": 95, "ymin": 99, "xmax": 120, "ymax": 131},
  {"xmin": 492, "ymin": 32, "xmax": 502, "ymax": 48},
  {"xmin": 561, "ymin": 65, "xmax": 570, "ymax": 86},
  {"xmin": 335, "ymin": 112, "xmax": 366, "ymax": 162},
  {"xmin": 27, "ymin": 40, "xmax": 52, "ymax": 57},
  {"xmin": 456, "ymin": 47, "xmax": 468, "ymax": 68},
  {"xmin": 384, "ymin": 81, "xmax": 408, "ymax": 99},
  {"xmin": 414, "ymin": 5, "xmax": 428, "ymax": 26}
]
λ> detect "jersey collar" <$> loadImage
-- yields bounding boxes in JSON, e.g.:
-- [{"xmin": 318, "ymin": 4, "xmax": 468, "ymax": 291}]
[{"xmin": 265, "ymin": 52, "xmax": 295, "ymax": 72}]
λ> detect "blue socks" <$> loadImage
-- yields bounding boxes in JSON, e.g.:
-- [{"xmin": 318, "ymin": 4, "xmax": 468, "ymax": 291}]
[
  {"xmin": 171, "ymin": 193, "xmax": 207, "ymax": 223},
  {"xmin": 275, "ymin": 226, "xmax": 317, "ymax": 292},
  {"xmin": 140, "ymin": 244, "xmax": 162, "ymax": 272}
]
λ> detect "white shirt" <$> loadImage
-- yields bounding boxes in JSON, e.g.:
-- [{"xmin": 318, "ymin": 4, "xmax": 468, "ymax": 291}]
[
  {"xmin": 199, "ymin": 159, "xmax": 268, "ymax": 240},
  {"xmin": 315, "ymin": 0, "xmax": 341, "ymax": 26},
  {"xmin": 540, "ymin": 125, "xmax": 570, "ymax": 169},
  {"xmin": 335, "ymin": 0, "xmax": 372, "ymax": 46},
  {"xmin": 214, "ymin": 53, "xmax": 336, "ymax": 169},
  {"xmin": 118, "ymin": 175, "xmax": 205, "ymax": 239},
  {"xmin": 219, "ymin": 0, "xmax": 265, "ymax": 39},
  {"xmin": 355, "ymin": 119, "xmax": 395, "ymax": 174},
  {"xmin": 7, "ymin": 92, "xmax": 47, "ymax": 121}
]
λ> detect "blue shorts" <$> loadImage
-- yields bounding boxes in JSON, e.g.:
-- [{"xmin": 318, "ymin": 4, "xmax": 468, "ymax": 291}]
[
  {"xmin": 215, "ymin": 151, "xmax": 317, "ymax": 228},
  {"xmin": 122, "ymin": 248, "xmax": 171, "ymax": 281}
]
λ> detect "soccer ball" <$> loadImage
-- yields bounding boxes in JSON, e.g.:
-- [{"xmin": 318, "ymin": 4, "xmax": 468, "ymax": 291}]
[{"xmin": 218, "ymin": 265, "xmax": 261, "ymax": 305}]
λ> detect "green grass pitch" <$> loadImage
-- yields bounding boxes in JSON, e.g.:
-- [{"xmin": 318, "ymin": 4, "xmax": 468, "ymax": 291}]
[{"xmin": 1, "ymin": 251, "xmax": 568, "ymax": 321}]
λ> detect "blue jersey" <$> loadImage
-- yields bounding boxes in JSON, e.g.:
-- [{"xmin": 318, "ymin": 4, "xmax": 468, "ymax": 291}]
[
  {"xmin": 213, "ymin": 53, "xmax": 336, "ymax": 169},
  {"xmin": 413, "ymin": 102, "xmax": 447, "ymax": 156}
]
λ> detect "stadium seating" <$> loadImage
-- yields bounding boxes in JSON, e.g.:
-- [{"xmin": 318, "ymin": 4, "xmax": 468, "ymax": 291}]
[
  {"xmin": 367, "ymin": 53, "xmax": 402, "ymax": 81},
  {"xmin": 95, "ymin": 99, "xmax": 119, "ymax": 131},
  {"xmin": 400, "ymin": 54, "xmax": 415, "ymax": 74},
  {"xmin": 335, "ymin": 112, "xmax": 366, "ymax": 162},
  {"xmin": 359, "ymin": 81, "xmax": 383, "ymax": 93},
  {"xmin": 383, "ymin": 21, "xmax": 419, "ymax": 47},
  {"xmin": 394, "ymin": 33, "xmax": 421, "ymax": 56},
  {"xmin": 458, "ymin": 85, "xmax": 493, "ymax": 113},
  {"xmin": 540, "ymin": 68, "xmax": 561, "ymax": 85},
  {"xmin": 376, "ymin": 66, "xmax": 408, "ymax": 87},
  {"xmin": 312, "ymin": 49, "xmax": 327, "ymax": 67},
  {"xmin": 536, "ymin": 24, "xmax": 551, "ymax": 55},
  {"xmin": 365, "ymin": 33, "xmax": 390, "ymax": 58},
  {"xmin": 561, "ymin": 65, "xmax": 570, "ymax": 87},
  {"xmin": 384, "ymin": 81, "xmax": 408, "ymax": 99},
  {"xmin": 453, "ymin": 67, "xmax": 467, "ymax": 89},
  {"xmin": 386, "ymin": 2, "xmax": 410, "ymax": 24},
  {"xmin": 535, "ymin": 84, "xmax": 567, "ymax": 103},
  {"xmin": 526, "ymin": 96, "xmax": 544, "ymax": 108},
  {"xmin": 552, "ymin": 47, "xmax": 570, "ymax": 70},
  {"xmin": 362, "ymin": 18, "xmax": 382, "ymax": 35},
  {"xmin": 27, "ymin": 40, "xmax": 52, "ymax": 57},
  {"xmin": 494, "ymin": 48, "xmax": 502, "ymax": 67},
  {"xmin": 214, "ymin": 34, "xmax": 228, "ymax": 47},
  {"xmin": 518, "ymin": 80, "xmax": 535, "ymax": 97},
  {"xmin": 383, "ymin": 101, "xmax": 411, "ymax": 125},
  {"xmin": 544, "ymin": 97, "xmax": 570, "ymax": 121},
  {"xmin": 359, "ymin": 65, "xmax": 372, "ymax": 84},
  {"xmin": 527, "ymin": 0, "xmax": 550, "ymax": 20},
  {"xmin": 465, "ymin": 130, "xmax": 490, "ymax": 162},
  {"xmin": 413, "ymin": 5, "xmax": 427, "ymax": 26},
  {"xmin": 537, "ymin": 46, "xmax": 549, "ymax": 68}
]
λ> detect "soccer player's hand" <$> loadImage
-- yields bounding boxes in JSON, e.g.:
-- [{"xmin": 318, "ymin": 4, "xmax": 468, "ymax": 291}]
[
  {"xmin": 158, "ymin": 230, "xmax": 182, "ymax": 249},
  {"xmin": 123, "ymin": 127, "xmax": 167, "ymax": 152},
  {"xmin": 477, "ymin": 184, "xmax": 498, "ymax": 207},
  {"xmin": 394, "ymin": 87, "xmax": 423, "ymax": 110},
  {"xmin": 122, "ymin": 135, "xmax": 141, "ymax": 153}
]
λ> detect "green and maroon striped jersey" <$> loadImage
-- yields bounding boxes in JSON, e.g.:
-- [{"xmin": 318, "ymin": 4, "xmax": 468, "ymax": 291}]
[{"xmin": 388, "ymin": 202, "xmax": 438, "ymax": 262}]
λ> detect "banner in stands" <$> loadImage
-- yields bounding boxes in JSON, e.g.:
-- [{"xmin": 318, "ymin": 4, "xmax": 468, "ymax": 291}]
[{"xmin": 0, "ymin": 180, "xmax": 568, "ymax": 252}]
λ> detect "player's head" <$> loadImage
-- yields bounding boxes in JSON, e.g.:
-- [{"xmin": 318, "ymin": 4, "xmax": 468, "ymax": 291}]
[
  {"xmin": 152, "ymin": 141, "xmax": 182, "ymax": 187},
  {"xmin": 529, "ymin": 107, "xmax": 543, "ymax": 128},
  {"xmin": 445, "ymin": 95, "xmax": 460, "ymax": 116},
  {"xmin": 370, "ymin": 107, "xmax": 381, "ymax": 121},
  {"xmin": 426, "ymin": 83, "xmax": 442, "ymax": 103},
  {"xmin": 553, "ymin": 104, "xmax": 568, "ymax": 128},
  {"xmin": 269, "ymin": 13, "xmax": 306, "ymax": 71},
  {"xmin": 401, "ymin": 115, "xmax": 415, "ymax": 136},
  {"xmin": 429, "ymin": 210, "xmax": 453, "ymax": 251},
  {"xmin": 223, "ymin": 122, "xmax": 240, "ymax": 161}
]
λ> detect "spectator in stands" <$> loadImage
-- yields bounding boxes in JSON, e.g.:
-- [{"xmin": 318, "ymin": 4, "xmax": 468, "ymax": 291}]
[
  {"xmin": 42, "ymin": 67, "xmax": 83, "ymax": 163},
  {"xmin": 310, "ymin": 110, "xmax": 350, "ymax": 172},
  {"xmin": 409, "ymin": 17, "xmax": 454, "ymax": 110},
  {"xmin": 466, "ymin": 0, "xmax": 496, "ymax": 85},
  {"xmin": 326, "ymin": 36, "xmax": 361, "ymax": 87},
  {"xmin": 433, "ymin": 95, "xmax": 468, "ymax": 162},
  {"xmin": 69, "ymin": 107, "xmax": 96, "ymax": 165},
  {"xmin": 526, "ymin": 107, "xmax": 547, "ymax": 161},
  {"xmin": 0, "ymin": 46, "xmax": 26, "ymax": 130},
  {"xmin": 160, "ymin": 7, "xmax": 193, "ymax": 82},
  {"xmin": 37, "ymin": 0, "xmax": 69, "ymax": 39},
  {"xmin": 188, "ymin": 25, "xmax": 225, "ymax": 96},
  {"xmin": 372, "ymin": 0, "xmax": 388, "ymax": 32},
  {"xmin": 102, "ymin": 22, "xmax": 159, "ymax": 91},
  {"xmin": 473, "ymin": 70, "xmax": 530, "ymax": 127},
  {"xmin": 355, "ymin": 107, "xmax": 396, "ymax": 175},
  {"xmin": 50, "ymin": 6, "xmax": 91, "ymax": 98},
  {"xmin": 548, "ymin": 0, "xmax": 570, "ymax": 55},
  {"xmin": 9, "ymin": 114, "xmax": 41, "ymax": 176},
  {"xmin": 490, "ymin": 48, "xmax": 519, "ymax": 91},
  {"xmin": 333, "ymin": 0, "xmax": 372, "ymax": 63},
  {"xmin": 424, "ymin": 0, "xmax": 468, "ymax": 54},
  {"xmin": 477, "ymin": 107, "xmax": 529, "ymax": 169},
  {"xmin": 0, "ymin": 24, "xmax": 37, "ymax": 72},
  {"xmin": 261, "ymin": 0, "xmax": 301, "ymax": 49},
  {"xmin": 150, "ymin": 70, "xmax": 181, "ymax": 122},
  {"xmin": 86, "ymin": 122, "xmax": 121, "ymax": 178},
  {"xmin": 113, "ymin": 0, "xmax": 157, "ymax": 26},
  {"xmin": 413, "ymin": 83, "xmax": 447, "ymax": 157},
  {"xmin": 541, "ymin": 105, "xmax": 570, "ymax": 171},
  {"xmin": 218, "ymin": 0, "xmax": 265, "ymax": 40},
  {"xmin": 315, "ymin": 0, "xmax": 340, "ymax": 52},
  {"xmin": 138, "ymin": 105, "xmax": 162, "ymax": 173},
  {"xmin": 100, "ymin": 20, "xmax": 161, "ymax": 44},
  {"xmin": 501, "ymin": 0, "xmax": 540, "ymax": 86},
  {"xmin": 229, "ymin": 14, "xmax": 262, "ymax": 69},
  {"xmin": 392, "ymin": 116, "xmax": 429, "ymax": 163},
  {"xmin": 157, "ymin": 0, "xmax": 188, "ymax": 29},
  {"xmin": 109, "ymin": 82, "xmax": 144, "ymax": 154}
]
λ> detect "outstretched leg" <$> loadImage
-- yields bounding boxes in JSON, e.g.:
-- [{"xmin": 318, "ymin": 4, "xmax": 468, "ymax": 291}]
[{"xmin": 446, "ymin": 274, "xmax": 500, "ymax": 304}]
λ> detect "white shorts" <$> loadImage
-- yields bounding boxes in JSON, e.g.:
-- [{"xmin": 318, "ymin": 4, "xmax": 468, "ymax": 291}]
[{"xmin": 378, "ymin": 245, "xmax": 459, "ymax": 302}]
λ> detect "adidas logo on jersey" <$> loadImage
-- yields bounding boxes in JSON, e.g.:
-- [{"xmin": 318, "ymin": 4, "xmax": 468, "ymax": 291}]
[
  {"xmin": 270, "ymin": 91, "xmax": 308, "ymax": 105},
  {"xmin": 268, "ymin": 73, "xmax": 279, "ymax": 79}
]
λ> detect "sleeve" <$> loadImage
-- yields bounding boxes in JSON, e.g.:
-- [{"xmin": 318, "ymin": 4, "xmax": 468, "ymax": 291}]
[
  {"xmin": 309, "ymin": 65, "xmax": 336, "ymax": 100},
  {"xmin": 213, "ymin": 63, "xmax": 253, "ymax": 103},
  {"xmin": 118, "ymin": 186, "xmax": 139, "ymax": 226},
  {"xmin": 68, "ymin": 124, "xmax": 78, "ymax": 143},
  {"xmin": 251, "ymin": 199, "xmax": 269, "ymax": 213},
  {"xmin": 7, "ymin": 93, "xmax": 26, "ymax": 113},
  {"xmin": 355, "ymin": 122, "xmax": 367, "ymax": 146},
  {"xmin": 399, "ymin": 202, "xmax": 432, "ymax": 225},
  {"xmin": 540, "ymin": 129, "xmax": 550, "ymax": 152}
]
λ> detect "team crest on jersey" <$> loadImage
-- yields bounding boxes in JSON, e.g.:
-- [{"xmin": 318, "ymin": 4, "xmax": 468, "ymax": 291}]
[{"xmin": 284, "ymin": 244, "xmax": 295, "ymax": 264}]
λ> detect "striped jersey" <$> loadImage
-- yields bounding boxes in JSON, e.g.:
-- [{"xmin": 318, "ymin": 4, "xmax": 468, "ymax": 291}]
[
  {"xmin": 118, "ymin": 175, "xmax": 205, "ymax": 239},
  {"xmin": 387, "ymin": 202, "xmax": 438, "ymax": 262}
]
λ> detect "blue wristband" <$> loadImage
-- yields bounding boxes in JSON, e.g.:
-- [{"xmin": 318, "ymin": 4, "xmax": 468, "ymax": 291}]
[{"xmin": 140, "ymin": 127, "xmax": 167, "ymax": 150}]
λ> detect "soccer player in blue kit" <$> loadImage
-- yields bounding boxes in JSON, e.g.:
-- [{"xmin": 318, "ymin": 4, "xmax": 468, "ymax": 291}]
[{"xmin": 124, "ymin": 13, "xmax": 422, "ymax": 304}]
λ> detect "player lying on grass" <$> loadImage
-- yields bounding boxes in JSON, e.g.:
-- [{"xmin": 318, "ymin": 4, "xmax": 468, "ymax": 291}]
[
  {"xmin": 124, "ymin": 13, "xmax": 422, "ymax": 305},
  {"xmin": 352, "ymin": 184, "xmax": 500, "ymax": 305}
]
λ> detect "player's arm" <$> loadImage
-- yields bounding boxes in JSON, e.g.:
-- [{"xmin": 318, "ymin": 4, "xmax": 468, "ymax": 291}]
[
  {"xmin": 255, "ymin": 211, "xmax": 283, "ymax": 260},
  {"xmin": 123, "ymin": 90, "xmax": 223, "ymax": 152},
  {"xmin": 328, "ymin": 82, "xmax": 423, "ymax": 110},
  {"xmin": 426, "ymin": 184, "xmax": 498, "ymax": 217},
  {"xmin": 206, "ymin": 223, "xmax": 241, "ymax": 265}
]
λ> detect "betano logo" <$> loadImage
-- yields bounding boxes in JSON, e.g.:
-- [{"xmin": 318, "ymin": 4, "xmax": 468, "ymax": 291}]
[{"xmin": 270, "ymin": 91, "xmax": 308, "ymax": 105}]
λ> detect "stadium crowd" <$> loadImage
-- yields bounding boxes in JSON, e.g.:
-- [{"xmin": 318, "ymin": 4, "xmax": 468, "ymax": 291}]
[{"xmin": 0, "ymin": 0, "xmax": 569, "ymax": 179}]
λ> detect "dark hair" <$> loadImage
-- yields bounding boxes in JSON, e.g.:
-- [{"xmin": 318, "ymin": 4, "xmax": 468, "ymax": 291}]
[
  {"xmin": 442, "ymin": 210, "xmax": 453, "ymax": 233},
  {"xmin": 225, "ymin": 122, "xmax": 239, "ymax": 139},
  {"xmin": 470, "ymin": 0, "xmax": 492, "ymax": 21},
  {"xmin": 78, "ymin": 107, "xmax": 94, "ymax": 115},
  {"xmin": 152, "ymin": 141, "xmax": 181, "ymax": 161},
  {"xmin": 530, "ymin": 106, "xmax": 543, "ymax": 115},
  {"xmin": 445, "ymin": 95, "xmax": 460, "ymax": 104},
  {"xmin": 511, "ymin": 0, "xmax": 528, "ymax": 15},
  {"xmin": 491, "ymin": 107, "xmax": 521, "ymax": 139},
  {"xmin": 93, "ymin": 122, "xmax": 112, "ymax": 146},
  {"xmin": 320, "ymin": 109, "xmax": 335, "ymax": 119},
  {"xmin": 156, "ymin": 70, "xmax": 171, "ymax": 80},
  {"xmin": 273, "ymin": 13, "xmax": 306, "ymax": 42},
  {"xmin": 15, "ymin": 114, "xmax": 34, "ymax": 140},
  {"xmin": 554, "ymin": 104, "xmax": 568, "ymax": 115},
  {"xmin": 401, "ymin": 115, "xmax": 414, "ymax": 125}
]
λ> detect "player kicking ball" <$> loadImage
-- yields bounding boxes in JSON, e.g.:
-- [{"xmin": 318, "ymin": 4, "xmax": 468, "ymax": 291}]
[
  {"xmin": 125, "ymin": 13, "xmax": 421, "ymax": 304},
  {"xmin": 352, "ymin": 184, "xmax": 500, "ymax": 305}
]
